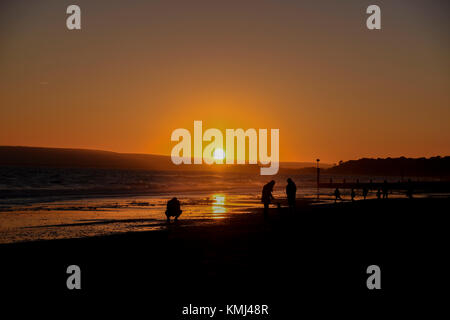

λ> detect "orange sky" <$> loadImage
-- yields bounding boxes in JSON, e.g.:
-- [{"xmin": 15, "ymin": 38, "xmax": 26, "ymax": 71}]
[{"xmin": 1, "ymin": 0, "xmax": 449, "ymax": 163}]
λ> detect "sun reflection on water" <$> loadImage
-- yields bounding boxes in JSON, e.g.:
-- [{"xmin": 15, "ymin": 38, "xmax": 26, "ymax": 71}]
[{"xmin": 211, "ymin": 194, "xmax": 226, "ymax": 217}]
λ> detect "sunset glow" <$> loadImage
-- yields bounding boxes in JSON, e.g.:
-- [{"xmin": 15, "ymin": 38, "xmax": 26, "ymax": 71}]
[
  {"xmin": 0, "ymin": 1, "xmax": 448, "ymax": 310},
  {"xmin": 0, "ymin": 1, "xmax": 449, "ymax": 163}
]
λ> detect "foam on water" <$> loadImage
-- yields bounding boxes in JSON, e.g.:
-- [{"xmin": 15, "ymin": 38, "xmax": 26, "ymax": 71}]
[{"xmin": 0, "ymin": 166, "xmax": 413, "ymax": 243}]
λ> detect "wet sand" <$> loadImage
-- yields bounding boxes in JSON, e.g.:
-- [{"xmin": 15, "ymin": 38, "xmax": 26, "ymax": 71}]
[{"xmin": 1, "ymin": 197, "xmax": 447, "ymax": 317}]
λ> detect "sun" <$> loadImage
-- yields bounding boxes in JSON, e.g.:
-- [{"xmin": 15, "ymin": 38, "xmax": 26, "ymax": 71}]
[{"xmin": 213, "ymin": 148, "xmax": 226, "ymax": 160}]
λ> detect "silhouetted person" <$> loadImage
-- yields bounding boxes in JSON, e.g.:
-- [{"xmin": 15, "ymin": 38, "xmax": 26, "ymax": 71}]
[
  {"xmin": 406, "ymin": 179, "xmax": 414, "ymax": 199},
  {"xmin": 165, "ymin": 197, "xmax": 182, "ymax": 222},
  {"xmin": 261, "ymin": 180, "xmax": 275, "ymax": 218},
  {"xmin": 382, "ymin": 180, "xmax": 389, "ymax": 199},
  {"xmin": 406, "ymin": 187, "xmax": 414, "ymax": 199},
  {"xmin": 376, "ymin": 188, "xmax": 381, "ymax": 200},
  {"xmin": 334, "ymin": 188, "xmax": 342, "ymax": 202},
  {"xmin": 350, "ymin": 188, "xmax": 356, "ymax": 202},
  {"xmin": 362, "ymin": 187, "xmax": 368, "ymax": 200},
  {"xmin": 286, "ymin": 178, "xmax": 297, "ymax": 212}
]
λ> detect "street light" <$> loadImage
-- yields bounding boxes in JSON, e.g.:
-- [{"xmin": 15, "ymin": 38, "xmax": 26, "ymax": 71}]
[{"xmin": 316, "ymin": 159, "xmax": 320, "ymax": 199}]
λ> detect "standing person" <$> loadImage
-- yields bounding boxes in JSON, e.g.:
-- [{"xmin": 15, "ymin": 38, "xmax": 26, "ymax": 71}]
[
  {"xmin": 406, "ymin": 187, "xmax": 414, "ymax": 199},
  {"xmin": 362, "ymin": 187, "xmax": 368, "ymax": 200},
  {"xmin": 286, "ymin": 178, "xmax": 297, "ymax": 212},
  {"xmin": 334, "ymin": 188, "xmax": 342, "ymax": 203},
  {"xmin": 376, "ymin": 188, "xmax": 381, "ymax": 199},
  {"xmin": 382, "ymin": 180, "xmax": 389, "ymax": 199},
  {"xmin": 350, "ymin": 188, "xmax": 356, "ymax": 202},
  {"xmin": 261, "ymin": 180, "xmax": 275, "ymax": 219},
  {"xmin": 406, "ymin": 179, "xmax": 414, "ymax": 199}
]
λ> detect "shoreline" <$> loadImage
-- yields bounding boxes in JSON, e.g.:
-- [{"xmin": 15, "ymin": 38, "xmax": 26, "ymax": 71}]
[
  {"xmin": 0, "ymin": 196, "xmax": 447, "ymax": 317},
  {"xmin": 1, "ymin": 196, "xmax": 446, "ymax": 248}
]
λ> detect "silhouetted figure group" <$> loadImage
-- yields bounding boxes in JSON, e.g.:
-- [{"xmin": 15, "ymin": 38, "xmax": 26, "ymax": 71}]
[
  {"xmin": 164, "ymin": 177, "xmax": 418, "ymax": 223},
  {"xmin": 334, "ymin": 186, "xmax": 371, "ymax": 202},
  {"xmin": 261, "ymin": 178, "xmax": 298, "ymax": 218},
  {"xmin": 164, "ymin": 179, "xmax": 298, "ymax": 223}
]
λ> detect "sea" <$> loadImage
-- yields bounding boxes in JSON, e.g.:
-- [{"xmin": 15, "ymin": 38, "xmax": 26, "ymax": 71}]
[{"xmin": 0, "ymin": 166, "xmax": 409, "ymax": 243}]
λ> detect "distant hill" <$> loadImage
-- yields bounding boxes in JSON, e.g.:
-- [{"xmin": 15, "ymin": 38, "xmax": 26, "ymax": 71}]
[
  {"xmin": 324, "ymin": 157, "xmax": 450, "ymax": 178},
  {"xmin": 2, "ymin": 147, "xmax": 447, "ymax": 177},
  {"xmin": 0, "ymin": 146, "xmax": 174, "ymax": 170},
  {"xmin": 0, "ymin": 146, "xmax": 324, "ymax": 172}
]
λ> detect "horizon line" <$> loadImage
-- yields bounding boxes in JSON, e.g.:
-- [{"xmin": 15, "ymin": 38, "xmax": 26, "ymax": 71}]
[{"xmin": 1, "ymin": 144, "xmax": 448, "ymax": 165}]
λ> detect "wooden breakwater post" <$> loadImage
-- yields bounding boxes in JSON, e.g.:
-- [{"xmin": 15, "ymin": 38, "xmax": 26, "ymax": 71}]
[{"xmin": 318, "ymin": 180, "xmax": 450, "ymax": 194}]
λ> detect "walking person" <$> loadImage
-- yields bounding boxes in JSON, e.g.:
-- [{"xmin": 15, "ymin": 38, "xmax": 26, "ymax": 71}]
[
  {"xmin": 382, "ymin": 180, "xmax": 389, "ymax": 199},
  {"xmin": 350, "ymin": 188, "xmax": 356, "ymax": 202},
  {"xmin": 334, "ymin": 188, "xmax": 342, "ymax": 203},
  {"xmin": 362, "ymin": 187, "xmax": 368, "ymax": 200},
  {"xmin": 261, "ymin": 180, "xmax": 276, "ymax": 219}
]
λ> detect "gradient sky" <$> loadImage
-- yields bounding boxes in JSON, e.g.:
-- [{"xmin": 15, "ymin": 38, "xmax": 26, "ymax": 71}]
[{"xmin": 1, "ymin": 0, "xmax": 449, "ymax": 163}]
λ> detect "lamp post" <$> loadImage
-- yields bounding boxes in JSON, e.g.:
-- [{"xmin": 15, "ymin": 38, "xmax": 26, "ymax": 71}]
[{"xmin": 316, "ymin": 158, "xmax": 320, "ymax": 199}]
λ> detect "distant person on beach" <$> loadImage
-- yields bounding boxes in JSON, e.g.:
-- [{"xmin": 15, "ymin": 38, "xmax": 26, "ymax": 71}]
[
  {"xmin": 406, "ymin": 179, "xmax": 414, "ymax": 199},
  {"xmin": 165, "ymin": 197, "xmax": 182, "ymax": 222},
  {"xmin": 261, "ymin": 180, "xmax": 275, "ymax": 218},
  {"xmin": 406, "ymin": 187, "xmax": 414, "ymax": 199},
  {"xmin": 382, "ymin": 180, "xmax": 389, "ymax": 199},
  {"xmin": 334, "ymin": 188, "xmax": 342, "ymax": 202},
  {"xmin": 286, "ymin": 178, "xmax": 297, "ymax": 212},
  {"xmin": 376, "ymin": 188, "xmax": 381, "ymax": 199},
  {"xmin": 350, "ymin": 188, "xmax": 356, "ymax": 202},
  {"xmin": 362, "ymin": 187, "xmax": 368, "ymax": 200}
]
